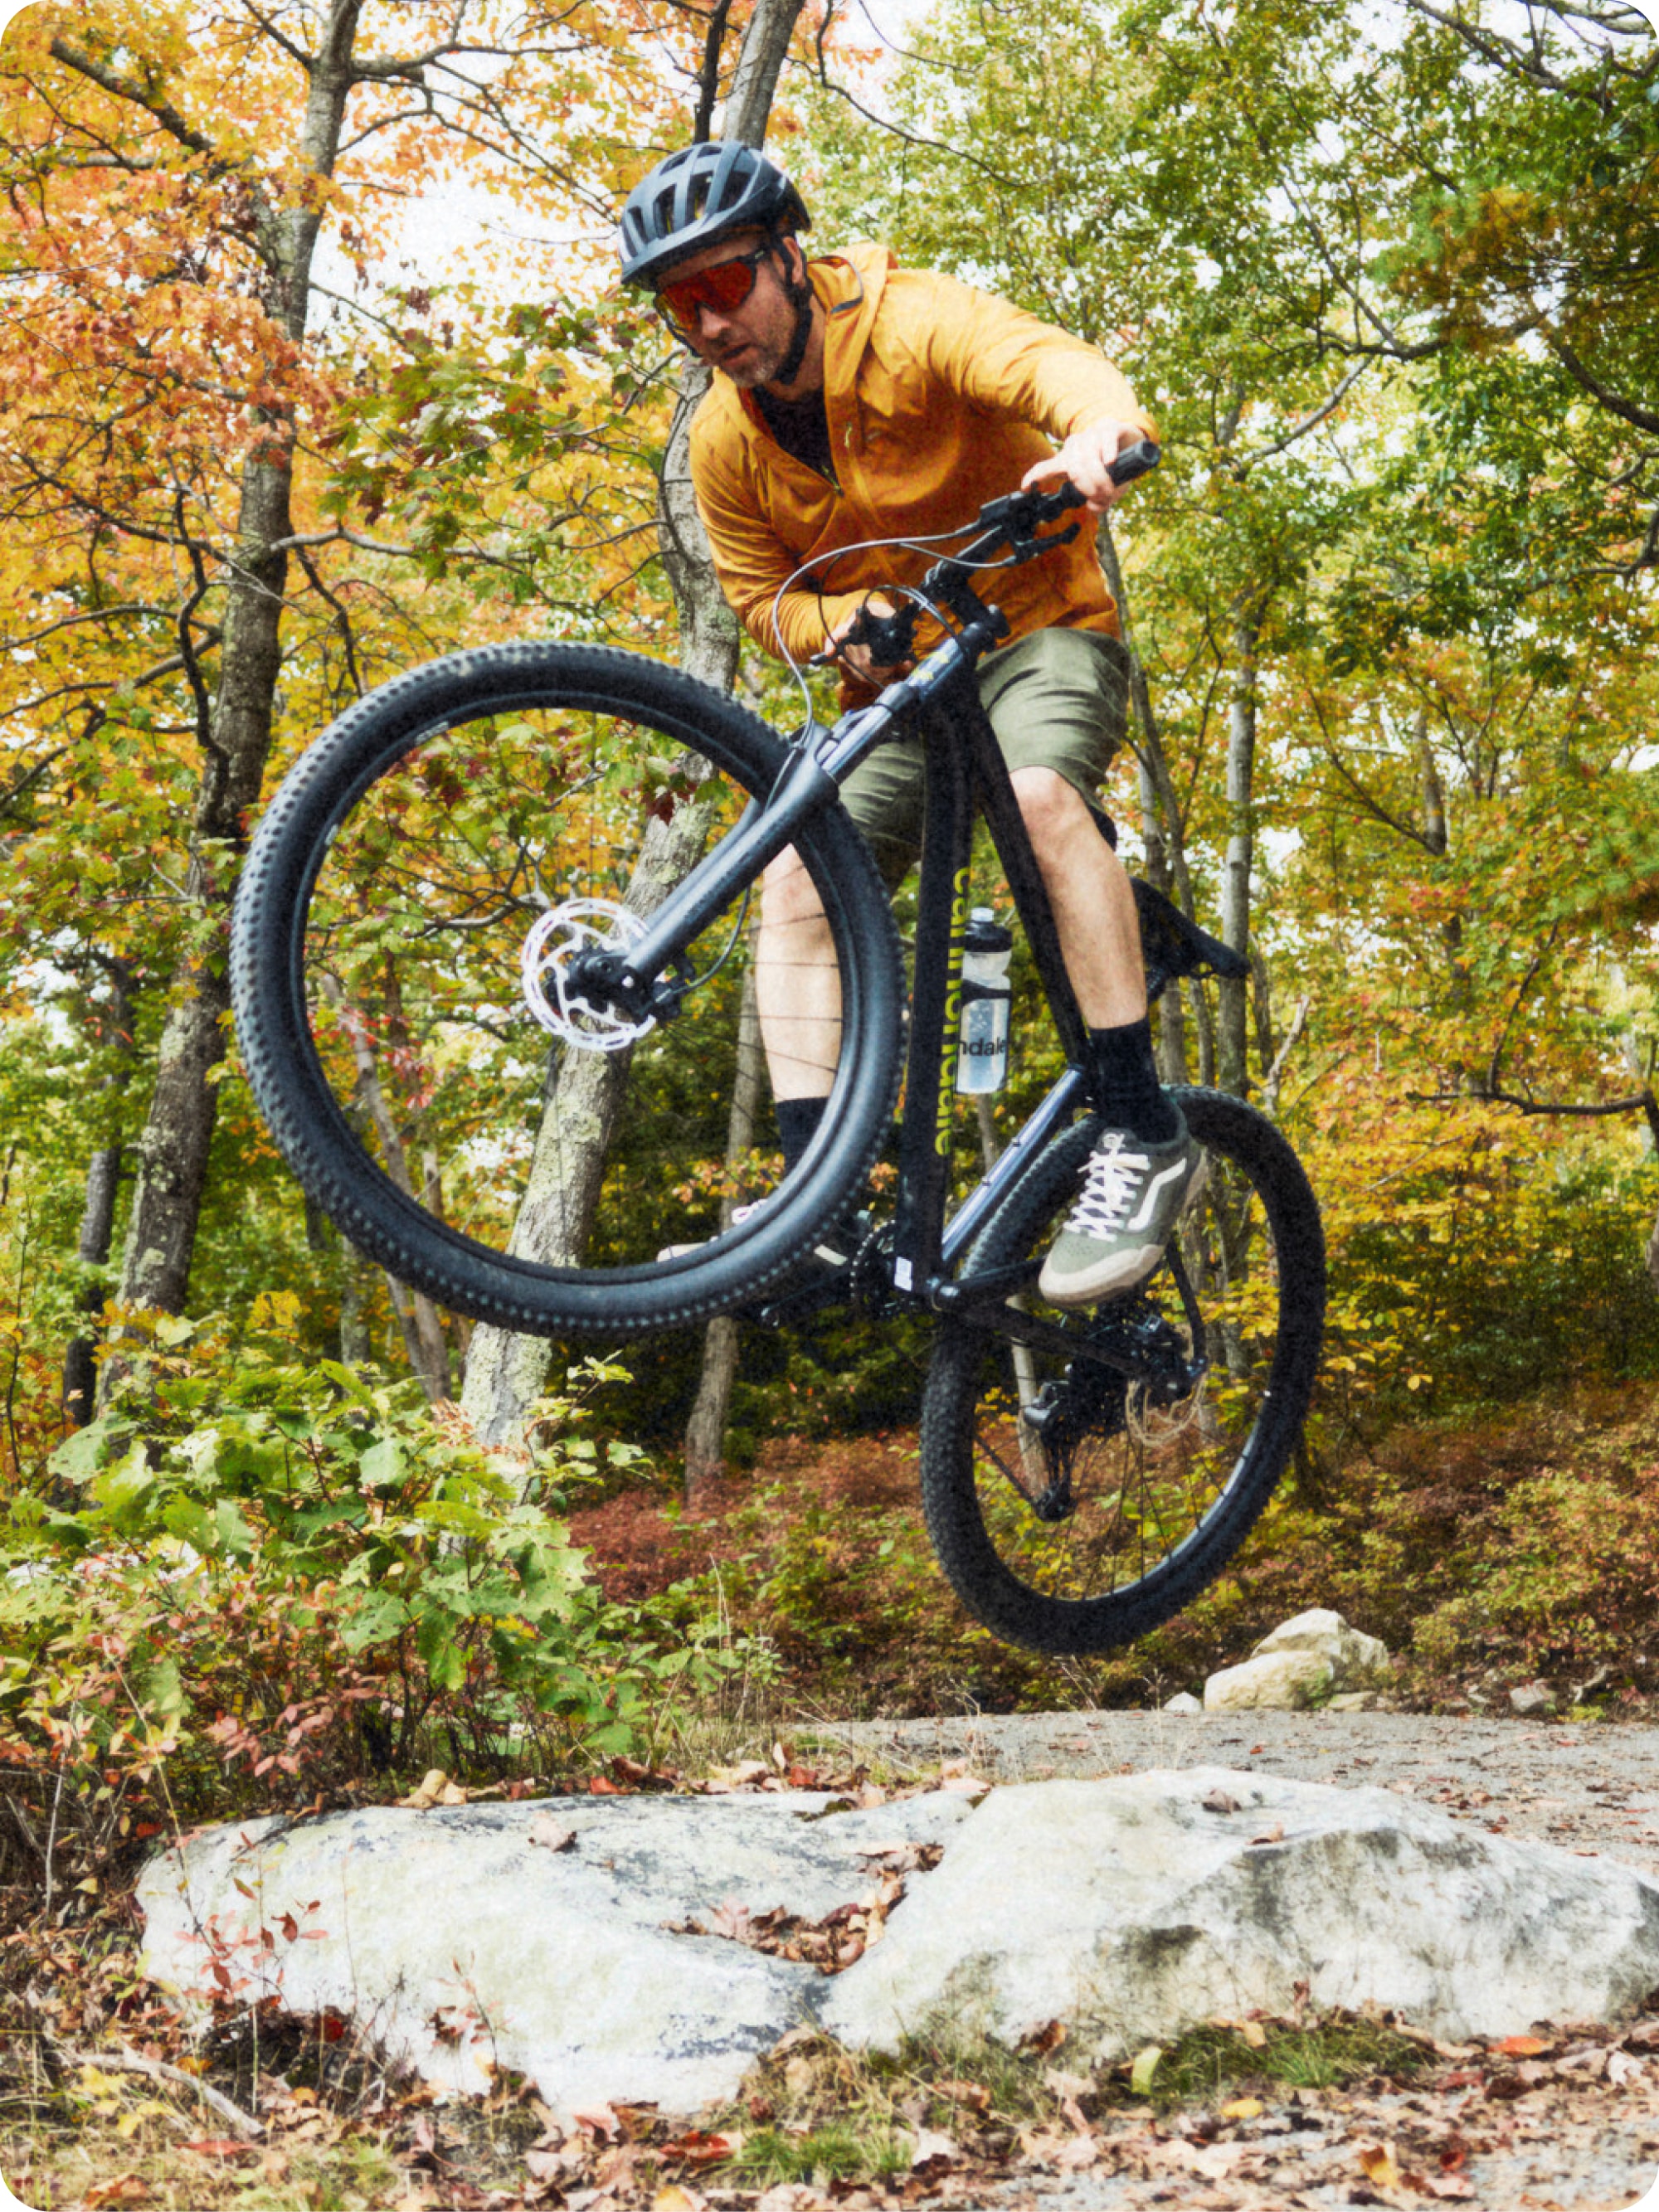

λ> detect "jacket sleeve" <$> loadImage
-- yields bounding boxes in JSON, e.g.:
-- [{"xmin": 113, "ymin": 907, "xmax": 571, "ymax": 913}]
[
  {"xmin": 689, "ymin": 424, "xmax": 859, "ymax": 668},
  {"xmin": 918, "ymin": 273, "xmax": 1157, "ymax": 444}
]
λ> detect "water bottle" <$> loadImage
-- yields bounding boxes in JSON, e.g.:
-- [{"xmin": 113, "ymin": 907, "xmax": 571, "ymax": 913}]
[{"xmin": 957, "ymin": 907, "xmax": 1013, "ymax": 1094}]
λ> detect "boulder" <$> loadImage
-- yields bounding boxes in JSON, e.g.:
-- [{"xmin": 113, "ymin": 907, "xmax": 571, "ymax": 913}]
[
  {"xmin": 1253, "ymin": 1608, "xmax": 1391, "ymax": 1686},
  {"xmin": 1204, "ymin": 1609, "xmax": 1390, "ymax": 1710},
  {"xmin": 141, "ymin": 1767, "xmax": 1659, "ymax": 2117},
  {"xmin": 1511, "ymin": 1680, "xmax": 1557, "ymax": 1717},
  {"xmin": 1162, "ymin": 1692, "xmax": 1203, "ymax": 1714},
  {"xmin": 139, "ymin": 1790, "xmax": 970, "ymax": 2116},
  {"xmin": 1204, "ymin": 1650, "xmax": 1332, "ymax": 1710},
  {"xmin": 821, "ymin": 1768, "xmax": 1659, "ymax": 2061}
]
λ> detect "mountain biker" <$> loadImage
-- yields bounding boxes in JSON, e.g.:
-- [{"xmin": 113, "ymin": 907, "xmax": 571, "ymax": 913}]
[{"xmin": 619, "ymin": 141, "xmax": 1202, "ymax": 1304}]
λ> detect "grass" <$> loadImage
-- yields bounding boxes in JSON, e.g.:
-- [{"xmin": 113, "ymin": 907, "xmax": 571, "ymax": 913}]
[{"xmin": 1142, "ymin": 2013, "xmax": 1433, "ymax": 2107}]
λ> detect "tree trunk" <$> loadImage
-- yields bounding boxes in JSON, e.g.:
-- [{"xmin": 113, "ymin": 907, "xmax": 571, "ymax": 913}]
[
  {"xmin": 63, "ymin": 956, "xmax": 138, "ymax": 1424},
  {"xmin": 459, "ymin": 0, "xmax": 804, "ymax": 1453},
  {"xmin": 1218, "ymin": 596, "xmax": 1265, "ymax": 1098},
  {"xmin": 1097, "ymin": 517, "xmax": 1202, "ymax": 1087},
  {"xmin": 63, "ymin": 1148, "xmax": 121, "ymax": 1428},
  {"xmin": 683, "ymin": 961, "xmax": 764, "ymax": 1496},
  {"xmin": 105, "ymin": 0, "xmax": 365, "ymax": 1335}
]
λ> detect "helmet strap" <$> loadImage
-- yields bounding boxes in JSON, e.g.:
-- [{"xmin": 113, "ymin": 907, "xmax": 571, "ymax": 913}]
[{"xmin": 770, "ymin": 233, "xmax": 815, "ymax": 388}]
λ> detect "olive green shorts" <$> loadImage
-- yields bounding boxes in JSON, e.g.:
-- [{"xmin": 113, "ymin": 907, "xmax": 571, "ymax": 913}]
[{"xmin": 836, "ymin": 625, "xmax": 1130, "ymax": 889}]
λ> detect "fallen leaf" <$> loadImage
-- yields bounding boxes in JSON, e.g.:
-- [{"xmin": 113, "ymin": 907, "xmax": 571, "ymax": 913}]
[
  {"xmin": 907, "ymin": 2127, "xmax": 958, "ymax": 2170},
  {"xmin": 1238, "ymin": 2017, "xmax": 1268, "ymax": 2049},
  {"xmin": 707, "ymin": 1760, "xmax": 771, "ymax": 1791},
  {"xmin": 661, "ymin": 2128, "xmax": 741, "ymax": 2163},
  {"xmin": 1020, "ymin": 2019, "xmax": 1067, "ymax": 2054},
  {"xmin": 1608, "ymin": 2048, "xmax": 1645, "ymax": 2088},
  {"xmin": 1248, "ymin": 1821, "xmax": 1286, "ymax": 1845},
  {"xmin": 1220, "ymin": 2097, "xmax": 1263, "ymax": 2119},
  {"xmin": 1130, "ymin": 2044, "xmax": 1163, "ymax": 2095},
  {"xmin": 932, "ymin": 2078, "xmax": 990, "ymax": 2112},
  {"xmin": 398, "ymin": 1767, "xmax": 452, "ymax": 1810},
  {"xmin": 1357, "ymin": 2142, "xmax": 1402, "ymax": 2190},
  {"xmin": 1423, "ymin": 2180, "xmax": 1475, "ymax": 2201},
  {"xmin": 1052, "ymin": 2133, "xmax": 1100, "ymax": 2170},
  {"xmin": 85, "ymin": 2180, "xmax": 149, "ymax": 2209},
  {"xmin": 1042, "ymin": 2065, "xmax": 1093, "ymax": 2100},
  {"xmin": 1493, "ymin": 2034, "xmax": 1550, "ymax": 2056},
  {"xmin": 528, "ymin": 1815, "xmax": 577, "ymax": 1853},
  {"xmin": 1202, "ymin": 1787, "xmax": 1240, "ymax": 1814},
  {"xmin": 654, "ymin": 2189, "xmax": 708, "ymax": 2212},
  {"xmin": 183, "ymin": 2139, "xmax": 257, "ymax": 2161}
]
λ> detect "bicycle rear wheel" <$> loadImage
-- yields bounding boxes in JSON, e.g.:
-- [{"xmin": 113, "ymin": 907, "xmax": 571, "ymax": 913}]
[
  {"xmin": 919, "ymin": 1089, "xmax": 1325, "ymax": 1655},
  {"xmin": 231, "ymin": 642, "xmax": 903, "ymax": 1339}
]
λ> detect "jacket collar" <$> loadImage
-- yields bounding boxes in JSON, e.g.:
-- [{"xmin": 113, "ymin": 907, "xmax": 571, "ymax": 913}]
[{"xmin": 732, "ymin": 240, "xmax": 893, "ymax": 425}]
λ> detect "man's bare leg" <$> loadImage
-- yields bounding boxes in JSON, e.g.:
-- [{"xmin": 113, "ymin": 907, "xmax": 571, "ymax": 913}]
[
  {"xmin": 1007, "ymin": 766, "xmax": 1146, "ymax": 1026},
  {"xmin": 752, "ymin": 774, "xmax": 1148, "ymax": 1107},
  {"xmin": 755, "ymin": 845, "xmax": 840, "ymax": 1102}
]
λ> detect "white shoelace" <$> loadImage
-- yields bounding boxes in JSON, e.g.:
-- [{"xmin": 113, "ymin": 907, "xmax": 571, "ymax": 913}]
[{"xmin": 1062, "ymin": 1133, "xmax": 1154, "ymax": 1237}]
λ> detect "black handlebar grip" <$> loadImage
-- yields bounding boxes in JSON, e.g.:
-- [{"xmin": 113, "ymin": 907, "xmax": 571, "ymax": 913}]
[{"xmin": 1109, "ymin": 436, "xmax": 1161, "ymax": 485}]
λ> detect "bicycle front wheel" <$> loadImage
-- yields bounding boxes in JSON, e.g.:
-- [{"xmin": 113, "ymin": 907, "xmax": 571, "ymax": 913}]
[
  {"xmin": 919, "ymin": 1089, "xmax": 1325, "ymax": 1655},
  {"xmin": 231, "ymin": 641, "xmax": 903, "ymax": 1339}
]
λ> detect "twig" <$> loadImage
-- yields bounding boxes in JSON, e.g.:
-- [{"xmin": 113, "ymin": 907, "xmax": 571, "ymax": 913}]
[{"xmin": 52, "ymin": 2044, "xmax": 264, "ymax": 2139}]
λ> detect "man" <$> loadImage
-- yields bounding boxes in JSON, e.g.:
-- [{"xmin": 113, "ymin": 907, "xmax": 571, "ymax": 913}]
[{"xmin": 620, "ymin": 140, "xmax": 1199, "ymax": 1304}]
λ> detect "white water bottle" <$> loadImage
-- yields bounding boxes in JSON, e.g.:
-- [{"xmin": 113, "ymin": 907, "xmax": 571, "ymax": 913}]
[{"xmin": 957, "ymin": 907, "xmax": 1013, "ymax": 1095}]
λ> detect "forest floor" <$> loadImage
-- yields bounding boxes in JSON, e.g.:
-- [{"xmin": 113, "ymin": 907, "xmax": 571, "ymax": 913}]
[{"xmin": 14, "ymin": 1398, "xmax": 1659, "ymax": 2210}]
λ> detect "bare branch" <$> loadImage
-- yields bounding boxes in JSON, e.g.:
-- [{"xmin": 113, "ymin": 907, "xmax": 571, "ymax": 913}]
[{"xmin": 46, "ymin": 40, "xmax": 226, "ymax": 168}]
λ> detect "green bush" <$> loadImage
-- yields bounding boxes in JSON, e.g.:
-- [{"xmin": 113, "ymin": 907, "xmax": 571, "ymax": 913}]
[{"xmin": 0, "ymin": 1326, "xmax": 772, "ymax": 1912}]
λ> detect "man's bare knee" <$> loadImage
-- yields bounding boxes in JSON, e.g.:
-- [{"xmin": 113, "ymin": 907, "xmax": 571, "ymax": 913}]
[{"xmin": 1010, "ymin": 766, "xmax": 1091, "ymax": 859}]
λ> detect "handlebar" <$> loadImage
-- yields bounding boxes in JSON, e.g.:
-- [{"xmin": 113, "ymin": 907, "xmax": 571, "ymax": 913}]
[{"xmin": 819, "ymin": 439, "xmax": 1160, "ymax": 672}]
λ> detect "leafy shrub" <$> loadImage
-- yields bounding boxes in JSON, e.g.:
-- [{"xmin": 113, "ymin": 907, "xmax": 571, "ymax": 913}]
[{"xmin": 0, "ymin": 1326, "xmax": 771, "ymax": 1916}]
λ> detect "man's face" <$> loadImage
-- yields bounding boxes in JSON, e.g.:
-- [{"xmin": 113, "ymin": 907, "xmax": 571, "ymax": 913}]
[{"xmin": 656, "ymin": 231, "xmax": 804, "ymax": 390}]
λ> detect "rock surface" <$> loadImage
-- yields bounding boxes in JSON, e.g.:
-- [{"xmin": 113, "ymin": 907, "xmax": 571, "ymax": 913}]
[
  {"xmin": 821, "ymin": 1767, "xmax": 1659, "ymax": 2060},
  {"xmin": 1204, "ymin": 1648, "xmax": 1333, "ymax": 1710},
  {"xmin": 140, "ymin": 1765, "xmax": 1659, "ymax": 2117},
  {"xmin": 139, "ymin": 1790, "xmax": 970, "ymax": 2115}
]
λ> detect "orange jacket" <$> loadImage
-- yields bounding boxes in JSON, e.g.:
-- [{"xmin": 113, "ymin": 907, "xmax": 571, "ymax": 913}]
[{"xmin": 687, "ymin": 242, "xmax": 1156, "ymax": 696}]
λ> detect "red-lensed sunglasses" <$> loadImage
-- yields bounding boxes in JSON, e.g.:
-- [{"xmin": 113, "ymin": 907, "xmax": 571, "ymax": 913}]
[{"xmin": 655, "ymin": 241, "xmax": 775, "ymax": 336}]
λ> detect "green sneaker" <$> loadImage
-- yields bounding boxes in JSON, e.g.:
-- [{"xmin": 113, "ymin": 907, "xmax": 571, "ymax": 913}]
[{"xmin": 1038, "ymin": 1117, "xmax": 1208, "ymax": 1307}]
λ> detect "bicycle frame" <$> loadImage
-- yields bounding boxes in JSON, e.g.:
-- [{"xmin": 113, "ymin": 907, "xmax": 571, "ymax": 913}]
[{"xmin": 581, "ymin": 606, "xmax": 1116, "ymax": 1331}]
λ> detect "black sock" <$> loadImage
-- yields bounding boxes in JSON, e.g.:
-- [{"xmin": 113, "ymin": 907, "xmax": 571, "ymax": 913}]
[
  {"xmin": 1086, "ymin": 1018, "xmax": 1180, "ymax": 1145},
  {"xmin": 776, "ymin": 1095, "xmax": 830, "ymax": 1176}
]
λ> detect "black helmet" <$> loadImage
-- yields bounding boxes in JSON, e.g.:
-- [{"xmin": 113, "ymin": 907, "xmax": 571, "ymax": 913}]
[{"xmin": 619, "ymin": 142, "xmax": 810, "ymax": 290}]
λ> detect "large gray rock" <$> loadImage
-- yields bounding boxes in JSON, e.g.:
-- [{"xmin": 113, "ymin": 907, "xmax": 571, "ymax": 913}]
[
  {"xmin": 820, "ymin": 1767, "xmax": 1659, "ymax": 2059},
  {"xmin": 141, "ymin": 1767, "xmax": 1659, "ymax": 2117},
  {"xmin": 139, "ymin": 1791, "xmax": 970, "ymax": 2115}
]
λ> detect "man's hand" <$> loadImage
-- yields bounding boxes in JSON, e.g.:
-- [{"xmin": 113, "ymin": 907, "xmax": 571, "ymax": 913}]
[
  {"xmin": 1021, "ymin": 417, "xmax": 1147, "ymax": 513},
  {"xmin": 828, "ymin": 595, "xmax": 913, "ymax": 684}
]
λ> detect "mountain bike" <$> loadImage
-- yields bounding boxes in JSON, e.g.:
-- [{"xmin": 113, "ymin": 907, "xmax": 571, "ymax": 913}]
[{"xmin": 231, "ymin": 444, "xmax": 1326, "ymax": 1654}]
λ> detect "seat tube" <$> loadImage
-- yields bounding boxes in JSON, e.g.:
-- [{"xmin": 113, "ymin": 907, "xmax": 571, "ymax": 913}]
[{"xmin": 891, "ymin": 693, "xmax": 976, "ymax": 1294}]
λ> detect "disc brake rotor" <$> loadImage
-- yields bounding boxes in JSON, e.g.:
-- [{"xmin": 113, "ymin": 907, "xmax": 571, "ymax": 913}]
[{"xmin": 521, "ymin": 898, "xmax": 654, "ymax": 1053}]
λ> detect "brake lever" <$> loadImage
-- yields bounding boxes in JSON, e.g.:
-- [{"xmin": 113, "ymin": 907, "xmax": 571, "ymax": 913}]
[{"xmin": 810, "ymin": 599, "xmax": 918, "ymax": 673}]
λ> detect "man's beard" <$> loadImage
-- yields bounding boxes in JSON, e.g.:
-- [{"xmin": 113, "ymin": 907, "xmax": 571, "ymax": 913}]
[{"xmin": 711, "ymin": 327, "xmax": 791, "ymax": 390}]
